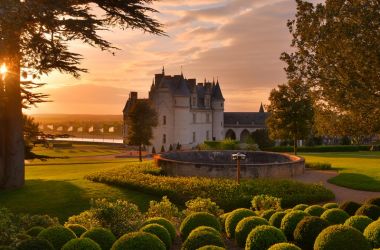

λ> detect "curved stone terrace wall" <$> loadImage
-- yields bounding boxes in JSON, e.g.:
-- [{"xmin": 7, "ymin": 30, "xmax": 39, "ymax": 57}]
[{"xmin": 155, "ymin": 150, "xmax": 305, "ymax": 179}]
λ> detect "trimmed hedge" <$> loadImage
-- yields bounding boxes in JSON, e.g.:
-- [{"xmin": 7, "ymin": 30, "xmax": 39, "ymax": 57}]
[
  {"xmin": 26, "ymin": 226, "xmax": 45, "ymax": 237},
  {"xmin": 61, "ymin": 238, "xmax": 101, "ymax": 250},
  {"xmin": 363, "ymin": 220, "xmax": 380, "ymax": 248},
  {"xmin": 269, "ymin": 212, "xmax": 286, "ymax": 228},
  {"xmin": 245, "ymin": 225, "xmax": 287, "ymax": 250},
  {"xmin": 65, "ymin": 224, "xmax": 87, "ymax": 237},
  {"xmin": 305, "ymin": 205, "xmax": 325, "ymax": 217},
  {"xmin": 263, "ymin": 145, "xmax": 371, "ymax": 152},
  {"xmin": 355, "ymin": 204, "xmax": 380, "ymax": 220},
  {"xmin": 235, "ymin": 216, "xmax": 269, "ymax": 247},
  {"xmin": 323, "ymin": 203, "xmax": 339, "ymax": 209},
  {"xmin": 197, "ymin": 246, "xmax": 225, "ymax": 250},
  {"xmin": 314, "ymin": 225, "xmax": 371, "ymax": 250},
  {"xmin": 280, "ymin": 210, "xmax": 309, "ymax": 240},
  {"xmin": 225, "ymin": 208, "xmax": 255, "ymax": 238},
  {"xmin": 293, "ymin": 216, "xmax": 329, "ymax": 250},
  {"xmin": 293, "ymin": 204, "xmax": 308, "ymax": 211},
  {"xmin": 38, "ymin": 226, "xmax": 77, "ymax": 250},
  {"xmin": 16, "ymin": 238, "xmax": 54, "ymax": 250},
  {"xmin": 339, "ymin": 201, "xmax": 362, "ymax": 216},
  {"xmin": 81, "ymin": 228, "xmax": 116, "ymax": 250},
  {"xmin": 219, "ymin": 213, "xmax": 230, "ymax": 232},
  {"xmin": 344, "ymin": 215, "xmax": 373, "ymax": 232},
  {"xmin": 305, "ymin": 162, "xmax": 332, "ymax": 170},
  {"xmin": 142, "ymin": 217, "xmax": 176, "ymax": 242},
  {"xmin": 180, "ymin": 212, "xmax": 221, "ymax": 240},
  {"xmin": 366, "ymin": 197, "xmax": 380, "ymax": 207},
  {"xmin": 111, "ymin": 232, "xmax": 165, "ymax": 250},
  {"xmin": 320, "ymin": 209, "xmax": 350, "ymax": 225},
  {"xmin": 181, "ymin": 226, "xmax": 225, "ymax": 250},
  {"xmin": 261, "ymin": 209, "xmax": 276, "ymax": 221},
  {"xmin": 140, "ymin": 224, "xmax": 171, "ymax": 250},
  {"xmin": 268, "ymin": 243, "xmax": 302, "ymax": 250}
]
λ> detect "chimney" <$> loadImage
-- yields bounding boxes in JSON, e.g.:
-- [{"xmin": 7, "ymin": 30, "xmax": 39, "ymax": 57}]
[{"xmin": 130, "ymin": 92, "xmax": 138, "ymax": 100}]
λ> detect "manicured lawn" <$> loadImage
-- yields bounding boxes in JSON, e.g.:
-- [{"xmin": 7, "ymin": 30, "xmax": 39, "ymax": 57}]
[
  {"xmin": 32, "ymin": 144, "xmax": 124, "ymax": 157},
  {"xmin": 301, "ymin": 151, "xmax": 380, "ymax": 191}
]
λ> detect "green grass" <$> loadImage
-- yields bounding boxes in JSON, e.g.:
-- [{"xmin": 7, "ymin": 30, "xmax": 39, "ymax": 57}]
[
  {"xmin": 301, "ymin": 151, "xmax": 380, "ymax": 191},
  {"xmin": 32, "ymin": 144, "xmax": 124, "ymax": 158}
]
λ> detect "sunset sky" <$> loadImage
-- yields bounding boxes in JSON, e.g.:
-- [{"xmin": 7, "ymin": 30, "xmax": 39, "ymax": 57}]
[{"xmin": 27, "ymin": 0, "xmax": 321, "ymax": 115}]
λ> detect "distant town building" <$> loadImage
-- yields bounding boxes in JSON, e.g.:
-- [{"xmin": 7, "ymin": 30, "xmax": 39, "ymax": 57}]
[{"xmin": 123, "ymin": 68, "xmax": 268, "ymax": 151}]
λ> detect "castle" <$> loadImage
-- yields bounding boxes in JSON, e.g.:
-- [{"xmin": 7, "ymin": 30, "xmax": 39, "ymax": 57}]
[{"xmin": 123, "ymin": 68, "xmax": 268, "ymax": 151}]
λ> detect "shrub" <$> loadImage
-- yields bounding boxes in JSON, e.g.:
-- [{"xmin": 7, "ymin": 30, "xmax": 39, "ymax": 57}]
[
  {"xmin": 61, "ymin": 238, "xmax": 101, "ymax": 250},
  {"xmin": 197, "ymin": 246, "xmax": 225, "ymax": 250},
  {"xmin": 363, "ymin": 220, "xmax": 380, "ymax": 248},
  {"xmin": 366, "ymin": 197, "xmax": 380, "ymax": 207},
  {"xmin": 20, "ymin": 214, "xmax": 59, "ymax": 230},
  {"xmin": 261, "ymin": 209, "xmax": 276, "ymax": 221},
  {"xmin": 251, "ymin": 195, "xmax": 282, "ymax": 211},
  {"xmin": 26, "ymin": 226, "xmax": 45, "ymax": 237},
  {"xmin": 180, "ymin": 212, "xmax": 220, "ymax": 240},
  {"xmin": 142, "ymin": 217, "xmax": 176, "ymax": 242},
  {"xmin": 218, "ymin": 213, "xmax": 230, "ymax": 232},
  {"xmin": 355, "ymin": 204, "xmax": 380, "ymax": 220},
  {"xmin": 245, "ymin": 225, "xmax": 287, "ymax": 250},
  {"xmin": 293, "ymin": 204, "xmax": 308, "ymax": 211},
  {"xmin": 0, "ymin": 246, "xmax": 14, "ymax": 250},
  {"xmin": 339, "ymin": 201, "xmax": 361, "ymax": 216},
  {"xmin": 225, "ymin": 208, "xmax": 255, "ymax": 238},
  {"xmin": 111, "ymin": 232, "xmax": 165, "ymax": 250},
  {"xmin": 81, "ymin": 227, "xmax": 116, "ymax": 250},
  {"xmin": 235, "ymin": 216, "xmax": 268, "ymax": 247},
  {"xmin": 320, "ymin": 209, "xmax": 349, "ymax": 225},
  {"xmin": 268, "ymin": 243, "xmax": 302, "ymax": 250},
  {"xmin": 37, "ymin": 226, "xmax": 77, "ymax": 250},
  {"xmin": 344, "ymin": 215, "xmax": 373, "ymax": 232},
  {"xmin": 269, "ymin": 212, "xmax": 286, "ymax": 228},
  {"xmin": 181, "ymin": 226, "xmax": 225, "ymax": 250},
  {"xmin": 280, "ymin": 210, "xmax": 309, "ymax": 240},
  {"xmin": 184, "ymin": 197, "xmax": 224, "ymax": 216},
  {"xmin": 140, "ymin": 224, "xmax": 171, "ymax": 249},
  {"xmin": 314, "ymin": 225, "xmax": 371, "ymax": 250},
  {"xmin": 293, "ymin": 216, "xmax": 329, "ymax": 250},
  {"xmin": 16, "ymin": 238, "xmax": 54, "ymax": 250},
  {"xmin": 323, "ymin": 203, "xmax": 338, "ymax": 209},
  {"xmin": 146, "ymin": 196, "xmax": 181, "ymax": 225},
  {"xmin": 305, "ymin": 205, "xmax": 325, "ymax": 216},
  {"xmin": 305, "ymin": 162, "xmax": 331, "ymax": 170},
  {"xmin": 65, "ymin": 224, "xmax": 87, "ymax": 237}
]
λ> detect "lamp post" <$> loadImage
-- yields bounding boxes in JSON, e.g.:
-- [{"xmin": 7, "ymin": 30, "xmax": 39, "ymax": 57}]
[{"xmin": 232, "ymin": 152, "xmax": 246, "ymax": 184}]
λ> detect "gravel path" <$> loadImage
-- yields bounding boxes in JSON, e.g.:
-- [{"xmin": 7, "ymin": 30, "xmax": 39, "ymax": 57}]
[{"xmin": 293, "ymin": 169, "xmax": 380, "ymax": 203}]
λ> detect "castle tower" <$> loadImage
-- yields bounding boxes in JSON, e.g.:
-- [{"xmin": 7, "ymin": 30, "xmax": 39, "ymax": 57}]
[{"xmin": 211, "ymin": 81, "xmax": 225, "ymax": 141}]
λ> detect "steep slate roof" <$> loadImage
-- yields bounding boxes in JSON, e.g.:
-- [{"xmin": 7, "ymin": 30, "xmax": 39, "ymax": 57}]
[
  {"xmin": 212, "ymin": 83, "xmax": 224, "ymax": 100},
  {"xmin": 224, "ymin": 112, "xmax": 268, "ymax": 127}
]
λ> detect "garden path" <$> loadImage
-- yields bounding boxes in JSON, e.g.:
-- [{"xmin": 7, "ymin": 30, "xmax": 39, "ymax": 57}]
[{"xmin": 293, "ymin": 170, "xmax": 380, "ymax": 203}]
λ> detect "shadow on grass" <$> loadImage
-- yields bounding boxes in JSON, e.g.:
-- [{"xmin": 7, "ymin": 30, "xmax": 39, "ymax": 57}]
[{"xmin": 328, "ymin": 173, "xmax": 380, "ymax": 192}]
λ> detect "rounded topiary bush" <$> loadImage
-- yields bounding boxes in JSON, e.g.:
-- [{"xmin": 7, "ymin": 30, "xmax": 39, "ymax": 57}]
[
  {"xmin": 245, "ymin": 225, "xmax": 287, "ymax": 250},
  {"xmin": 62, "ymin": 238, "xmax": 101, "ymax": 250},
  {"xmin": 355, "ymin": 204, "xmax": 380, "ymax": 220},
  {"xmin": 140, "ymin": 223, "xmax": 171, "ymax": 249},
  {"xmin": 16, "ymin": 238, "xmax": 54, "ymax": 250},
  {"xmin": 305, "ymin": 205, "xmax": 325, "ymax": 217},
  {"xmin": 363, "ymin": 220, "xmax": 380, "ymax": 248},
  {"xmin": 344, "ymin": 215, "xmax": 373, "ymax": 232},
  {"xmin": 225, "ymin": 208, "xmax": 255, "ymax": 238},
  {"xmin": 293, "ymin": 204, "xmax": 308, "ymax": 211},
  {"xmin": 181, "ymin": 226, "xmax": 224, "ymax": 250},
  {"xmin": 38, "ymin": 226, "xmax": 77, "ymax": 250},
  {"xmin": 323, "ymin": 203, "xmax": 338, "ymax": 209},
  {"xmin": 180, "ymin": 212, "xmax": 221, "ymax": 240},
  {"xmin": 65, "ymin": 224, "xmax": 87, "ymax": 237},
  {"xmin": 261, "ymin": 209, "xmax": 276, "ymax": 221},
  {"xmin": 293, "ymin": 216, "xmax": 329, "ymax": 250},
  {"xmin": 81, "ymin": 227, "xmax": 116, "ymax": 250},
  {"xmin": 111, "ymin": 232, "xmax": 166, "ymax": 250},
  {"xmin": 235, "ymin": 216, "xmax": 269, "ymax": 247},
  {"xmin": 320, "ymin": 208, "xmax": 350, "ymax": 225},
  {"xmin": 314, "ymin": 225, "xmax": 371, "ymax": 250},
  {"xmin": 142, "ymin": 217, "xmax": 176, "ymax": 242},
  {"xmin": 268, "ymin": 243, "xmax": 302, "ymax": 250},
  {"xmin": 269, "ymin": 212, "xmax": 286, "ymax": 228},
  {"xmin": 339, "ymin": 201, "xmax": 362, "ymax": 216},
  {"xmin": 26, "ymin": 226, "xmax": 45, "ymax": 237},
  {"xmin": 280, "ymin": 210, "xmax": 309, "ymax": 240},
  {"xmin": 366, "ymin": 197, "xmax": 380, "ymax": 207},
  {"xmin": 219, "ymin": 213, "xmax": 230, "ymax": 232},
  {"xmin": 197, "ymin": 245, "xmax": 225, "ymax": 250}
]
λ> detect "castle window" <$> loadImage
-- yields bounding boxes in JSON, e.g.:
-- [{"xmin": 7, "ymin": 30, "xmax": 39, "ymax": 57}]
[
  {"xmin": 206, "ymin": 130, "xmax": 209, "ymax": 140},
  {"xmin": 163, "ymin": 115, "xmax": 166, "ymax": 125},
  {"xmin": 163, "ymin": 134, "xmax": 166, "ymax": 144},
  {"xmin": 221, "ymin": 103, "xmax": 223, "ymax": 107},
  {"xmin": 206, "ymin": 113, "xmax": 210, "ymax": 123},
  {"xmin": 192, "ymin": 132, "xmax": 196, "ymax": 143},
  {"xmin": 192, "ymin": 97, "xmax": 196, "ymax": 106},
  {"xmin": 193, "ymin": 113, "xmax": 196, "ymax": 123}
]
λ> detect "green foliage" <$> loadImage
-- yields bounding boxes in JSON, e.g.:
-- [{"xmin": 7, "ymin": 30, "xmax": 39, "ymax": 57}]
[
  {"xmin": 269, "ymin": 212, "xmax": 286, "ymax": 228},
  {"xmin": 140, "ymin": 223, "xmax": 171, "ymax": 250},
  {"xmin": 323, "ymin": 203, "xmax": 339, "ymax": 209},
  {"xmin": 320, "ymin": 209, "xmax": 350, "ymax": 225},
  {"xmin": 21, "ymin": 214, "xmax": 60, "ymax": 230},
  {"xmin": 268, "ymin": 243, "xmax": 301, "ymax": 250},
  {"xmin": 363, "ymin": 220, "xmax": 380, "ymax": 248},
  {"xmin": 251, "ymin": 195, "xmax": 282, "ymax": 211},
  {"xmin": 251, "ymin": 129, "xmax": 275, "ymax": 149},
  {"xmin": 366, "ymin": 197, "xmax": 380, "ymax": 207},
  {"xmin": 344, "ymin": 216, "xmax": 373, "ymax": 233},
  {"xmin": 180, "ymin": 212, "xmax": 220, "ymax": 240},
  {"xmin": 245, "ymin": 225, "xmax": 287, "ymax": 250},
  {"xmin": 184, "ymin": 197, "xmax": 224, "ymax": 217},
  {"xmin": 221, "ymin": 139, "xmax": 240, "ymax": 150},
  {"xmin": 293, "ymin": 216, "xmax": 329, "ymax": 250},
  {"xmin": 280, "ymin": 210, "xmax": 309, "ymax": 240},
  {"xmin": 261, "ymin": 209, "xmax": 276, "ymax": 221},
  {"xmin": 264, "ymin": 145, "xmax": 372, "ymax": 153},
  {"xmin": 26, "ymin": 226, "xmax": 45, "ymax": 237},
  {"xmin": 160, "ymin": 145, "xmax": 165, "ymax": 153},
  {"xmin": 81, "ymin": 228, "xmax": 116, "ymax": 250},
  {"xmin": 235, "ymin": 216, "xmax": 268, "ymax": 247},
  {"xmin": 37, "ymin": 226, "xmax": 77, "ymax": 250},
  {"xmin": 305, "ymin": 205, "xmax": 325, "ymax": 217},
  {"xmin": 146, "ymin": 196, "xmax": 181, "ymax": 225},
  {"xmin": 65, "ymin": 224, "xmax": 87, "ymax": 237},
  {"xmin": 293, "ymin": 204, "xmax": 308, "ymax": 211},
  {"xmin": 111, "ymin": 232, "xmax": 166, "ymax": 250},
  {"xmin": 355, "ymin": 204, "xmax": 380, "ymax": 220},
  {"xmin": 305, "ymin": 162, "xmax": 332, "ymax": 170},
  {"xmin": 16, "ymin": 238, "xmax": 54, "ymax": 250},
  {"xmin": 142, "ymin": 217, "xmax": 176, "ymax": 243},
  {"xmin": 225, "ymin": 208, "xmax": 255, "ymax": 239},
  {"xmin": 181, "ymin": 226, "xmax": 224, "ymax": 250},
  {"xmin": 197, "ymin": 246, "xmax": 225, "ymax": 250},
  {"xmin": 339, "ymin": 201, "xmax": 362, "ymax": 216},
  {"xmin": 314, "ymin": 225, "xmax": 371, "ymax": 250},
  {"xmin": 61, "ymin": 238, "xmax": 101, "ymax": 250},
  {"xmin": 218, "ymin": 213, "xmax": 230, "ymax": 233}
]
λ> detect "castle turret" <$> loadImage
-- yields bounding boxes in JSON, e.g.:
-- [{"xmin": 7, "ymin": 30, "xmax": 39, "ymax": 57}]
[{"xmin": 211, "ymin": 81, "xmax": 225, "ymax": 140}]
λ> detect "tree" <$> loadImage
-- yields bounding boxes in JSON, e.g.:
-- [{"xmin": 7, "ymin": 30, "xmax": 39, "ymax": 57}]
[
  {"xmin": 266, "ymin": 79, "xmax": 314, "ymax": 155},
  {"xmin": 127, "ymin": 100, "xmax": 158, "ymax": 162},
  {"xmin": 23, "ymin": 115, "xmax": 42, "ymax": 158},
  {"xmin": 251, "ymin": 129, "xmax": 275, "ymax": 149},
  {"xmin": 0, "ymin": 0, "xmax": 163, "ymax": 188},
  {"xmin": 281, "ymin": 0, "xmax": 380, "ymax": 138}
]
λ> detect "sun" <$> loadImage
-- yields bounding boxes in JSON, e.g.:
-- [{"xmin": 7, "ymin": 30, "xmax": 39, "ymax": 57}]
[{"xmin": 0, "ymin": 63, "xmax": 7, "ymax": 76}]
